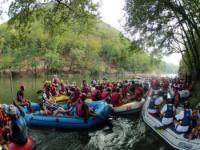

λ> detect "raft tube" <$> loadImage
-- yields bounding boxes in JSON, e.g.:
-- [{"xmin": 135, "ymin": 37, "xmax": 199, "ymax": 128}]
[
  {"xmin": 112, "ymin": 98, "xmax": 145, "ymax": 114},
  {"xmin": 49, "ymin": 95, "xmax": 69, "ymax": 102},
  {"xmin": 86, "ymin": 98, "xmax": 145, "ymax": 114},
  {"xmin": 21, "ymin": 101, "xmax": 112, "ymax": 129},
  {"xmin": 142, "ymin": 95, "xmax": 200, "ymax": 150},
  {"xmin": 8, "ymin": 136, "xmax": 34, "ymax": 150}
]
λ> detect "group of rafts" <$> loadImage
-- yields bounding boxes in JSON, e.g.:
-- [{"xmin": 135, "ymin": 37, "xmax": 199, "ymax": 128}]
[
  {"xmin": 143, "ymin": 86, "xmax": 200, "ymax": 150},
  {"xmin": 3, "ymin": 78, "xmax": 146, "ymax": 150}
]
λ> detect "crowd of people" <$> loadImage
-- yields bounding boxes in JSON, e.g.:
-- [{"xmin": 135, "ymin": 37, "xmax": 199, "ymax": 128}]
[
  {"xmin": 38, "ymin": 75, "xmax": 145, "ymax": 118},
  {"xmin": 147, "ymin": 77, "xmax": 200, "ymax": 140}
]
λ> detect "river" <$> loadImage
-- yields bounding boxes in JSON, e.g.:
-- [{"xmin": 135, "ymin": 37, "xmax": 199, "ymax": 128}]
[{"xmin": 0, "ymin": 75, "xmax": 174, "ymax": 150}]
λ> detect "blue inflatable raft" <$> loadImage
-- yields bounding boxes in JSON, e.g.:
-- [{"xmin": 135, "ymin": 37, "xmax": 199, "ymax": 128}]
[{"xmin": 20, "ymin": 101, "xmax": 112, "ymax": 129}]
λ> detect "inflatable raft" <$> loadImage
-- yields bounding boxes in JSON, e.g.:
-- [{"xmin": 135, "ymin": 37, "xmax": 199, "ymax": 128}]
[
  {"xmin": 86, "ymin": 98, "xmax": 145, "ymax": 114},
  {"xmin": 142, "ymin": 96, "xmax": 200, "ymax": 150},
  {"xmin": 113, "ymin": 98, "xmax": 145, "ymax": 114},
  {"xmin": 49, "ymin": 95, "xmax": 69, "ymax": 102},
  {"xmin": 1, "ymin": 136, "xmax": 34, "ymax": 150},
  {"xmin": 21, "ymin": 101, "xmax": 112, "ymax": 129}
]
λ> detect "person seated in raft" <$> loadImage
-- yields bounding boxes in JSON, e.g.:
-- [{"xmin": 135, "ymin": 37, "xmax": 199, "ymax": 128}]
[
  {"xmin": 41, "ymin": 88, "xmax": 66, "ymax": 115},
  {"xmin": 190, "ymin": 107, "xmax": 200, "ymax": 129},
  {"xmin": 160, "ymin": 96, "xmax": 176, "ymax": 126},
  {"xmin": 68, "ymin": 87, "xmax": 81, "ymax": 104},
  {"xmin": 173, "ymin": 88, "xmax": 180, "ymax": 108},
  {"xmin": 0, "ymin": 104, "xmax": 11, "ymax": 144},
  {"xmin": 120, "ymin": 84, "xmax": 128, "ymax": 99},
  {"xmin": 148, "ymin": 93, "xmax": 163, "ymax": 115},
  {"xmin": 59, "ymin": 81, "xmax": 66, "ymax": 95},
  {"xmin": 91, "ymin": 85, "xmax": 101, "ymax": 101},
  {"xmin": 52, "ymin": 75, "xmax": 60, "ymax": 87},
  {"xmin": 188, "ymin": 119, "xmax": 200, "ymax": 141},
  {"xmin": 2, "ymin": 104, "xmax": 28, "ymax": 145},
  {"xmin": 76, "ymin": 93, "xmax": 96, "ymax": 122},
  {"xmin": 50, "ymin": 83, "xmax": 58, "ymax": 97},
  {"xmin": 101, "ymin": 88, "xmax": 111, "ymax": 102},
  {"xmin": 81, "ymin": 80, "xmax": 90, "ymax": 97},
  {"xmin": 174, "ymin": 102, "xmax": 192, "ymax": 133},
  {"xmin": 111, "ymin": 87, "xmax": 123, "ymax": 107},
  {"xmin": 16, "ymin": 85, "xmax": 33, "ymax": 112}
]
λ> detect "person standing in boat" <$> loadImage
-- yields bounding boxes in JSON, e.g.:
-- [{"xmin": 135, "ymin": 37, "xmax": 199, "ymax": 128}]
[
  {"xmin": 174, "ymin": 102, "xmax": 192, "ymax": 133},
  {"xmin": 160, "ymin": 96, "xmax": 176, "ymax": 126},
  {"xmin": 16, "ymin": 85, "xmax": 33, "ymax": 112}
]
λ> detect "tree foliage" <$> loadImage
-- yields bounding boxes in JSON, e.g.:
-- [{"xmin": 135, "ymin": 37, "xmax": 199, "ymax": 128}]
[{"xmin": 125, "ymin": 0, "xmax": 200, "ymax": 79}]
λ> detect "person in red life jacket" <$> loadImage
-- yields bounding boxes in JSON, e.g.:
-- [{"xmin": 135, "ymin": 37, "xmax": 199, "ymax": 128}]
[
  {"xmin": 137, "ymin": 84, "xmax": 144, "ymax": 97},
  {"xmin": 111, "ymin": 83, "xmax": 117, "ymax": 93},
  {"xmin": 127, "ymin": 84, "xmax": 135, "ymax": 101},
  {"xmin": 163, "ymin": 80, "xmax": 169, "ymax": 91},
  {"xmin": 0, "ymin": 104, "xmax": 10, "ymax": 144},
  {"xmin": 173, "ymin": 89, "xmax": 180, "ymax": 108},
  {"xmin": 121, "ymin": 84, "xmax": 128, "ymax": 99},
  {"xmin": 16, "ymin": 85, "xmax": 33, "ymax": 112},
  {"xmin": 91, "ymin": 85, "xmax": 101, "ymax": 101},
  {"xmin": 81, "ymin": 80, "xmax": 90, "ymax": 96},
  {"xmin": 134, "ymin": 87, "xmax": 143, "ymax": 101},
  {"xmin": 76, "ymin": 93, "xmax": 96, "ymax": 122},
  {"xmin": 50, "ymin": 83, "xmax": 58, "ymax": 97},
  {"xmin": 101, "ymin": 88, "xmax": 111, "ymax": 100},
  {"xmin": 59, "ymin": 81, "xmax": 66, "ymax": 95},
  {"xmin": 52, "ymin": 75, "xmax": 60, "ymax": 87},
  {"xmin": 111, "ymin": 87, "xmax": 122, "ymax": 107},
  {"xmin": 69, "ymin": 87, "xmax": 81, "ymax": 104}
]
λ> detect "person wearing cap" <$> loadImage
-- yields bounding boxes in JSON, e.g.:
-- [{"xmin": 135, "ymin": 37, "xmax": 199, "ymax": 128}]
[
  {"xmin": 160, "ymin": 95, "xmax": 176, "ymax": 126},
  {"xmin": 16, "ymin": 85, "xmax": 33, "ymax": 112},
  {"xmin": 174, "ymin": 102, "xmax": 192, "ymax": 133},
  {"xmin": 5, "ymin": 105, "xmax": 28, "ymax": 145}
]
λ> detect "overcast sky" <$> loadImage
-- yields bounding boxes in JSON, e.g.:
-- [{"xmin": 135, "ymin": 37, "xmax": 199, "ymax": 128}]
[{"xmin": 0, "ymin": 0, "xmax": 181, "ymax": 65}]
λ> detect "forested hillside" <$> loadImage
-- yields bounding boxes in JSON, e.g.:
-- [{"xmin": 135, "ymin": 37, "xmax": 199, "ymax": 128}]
[{"xmin": 0, "ymin": 12, "xmax": 177, "ymax": 76}]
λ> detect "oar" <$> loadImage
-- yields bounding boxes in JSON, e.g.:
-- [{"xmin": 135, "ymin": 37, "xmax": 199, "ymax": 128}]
[{"xmin": 36, "ymin": 90, "xmax": 44, "ymax": 94}]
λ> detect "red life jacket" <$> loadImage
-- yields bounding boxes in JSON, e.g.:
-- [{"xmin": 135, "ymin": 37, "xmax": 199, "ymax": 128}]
[
  {"xmin": 111, "ymin": 92, "xmax": 121, "ymax": 106},
  {"xmin": 91, "ymin": 90, "xmax": 101, "ymax": 100},
  {"xmin": 76, "ymin": 101, "xmax": 89, "ymax": 118},
  {"xmin": 50, "ymin": 86, "xmax": 57, "ymax": 96},
  {"xmin": 137, "ymin": 87, "xmax": 144, "ymax": 96},
  {"xmin": 101, "ymin": 90, "xmax": 109, "ymax": 99},
  {"xmin": 76, "ymin": 101, "xmax": 83, "ymax": 117},
  {"xmin": 60, "ymin": 85, "xmax": 65, "ymax": 93},
  {"xmin": 135, "ymin": 88, "xmax": 142, "ymax": 101}
]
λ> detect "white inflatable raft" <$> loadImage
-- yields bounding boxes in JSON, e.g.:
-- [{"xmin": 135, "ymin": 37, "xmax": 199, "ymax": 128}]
[{"xmin": 142, "ymin": 96, "xmax": 200, "ymax": 150}]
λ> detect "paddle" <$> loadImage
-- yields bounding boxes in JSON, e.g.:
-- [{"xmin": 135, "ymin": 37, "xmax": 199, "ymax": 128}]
[
  {"xmin": 36, "ymin": 90, "xmax": 44, "ymax": 94},
  {"xmin": 13, "ymin": 100, "xmax": 25, "ymax": 117}
]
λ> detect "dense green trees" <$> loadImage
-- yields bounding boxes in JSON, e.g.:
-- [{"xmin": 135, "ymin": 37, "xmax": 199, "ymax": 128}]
[
  {"xmin": 0, "ymin": 1, "xmax": 178, "ymax": 76},
  {"xmin": 125, "ymin": 0, "xmax": 200, "ymax": 79}
]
